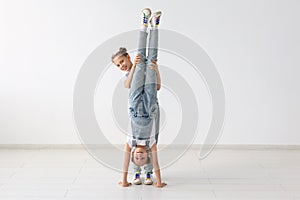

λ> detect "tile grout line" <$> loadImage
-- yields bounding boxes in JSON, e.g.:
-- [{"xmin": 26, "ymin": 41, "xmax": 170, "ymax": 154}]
[
  {"xmin": 9, "ymin": 171, "xmax": 17, "ymax": 179},
  {"xmin": 72, "ymin": 177, "xmax": 78, "ymax": 184},
  {"xmin": 212, "ymin": 189, "xmax": 217, "ymax": 199},
  {"xmin": 63, "ymin": 189, "xmax": 69, "ymax": 198},
  {"xmin": 0, "ymin": 151, "xmax": 34, "ymax": 192},
  {"xmin": 65, "ymin": 158, "xmax": 87, "ymax": 192}
]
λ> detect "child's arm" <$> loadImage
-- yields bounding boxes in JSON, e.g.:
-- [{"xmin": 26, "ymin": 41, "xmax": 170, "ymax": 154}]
[
  {"xmin": 124, "ymin": 55, "xmax": 161, "ymax": 90},
  {"xmin": 156, "ymin": 68, "xmax": 161, "ymax": 91},
  {"xmin": 118, "ymin": 143, "xmax": 132, "ymax": 187},
  {"xmin": 151, "ymin": 143, "xmax": 167, "ymax": 188},
  {"xmin": 124, "ymin": 54, "xmax": 141, "ymax": 88},
  {"xmin": 124, "ymin": 63, "xmax": 136, "ymax": 88}
]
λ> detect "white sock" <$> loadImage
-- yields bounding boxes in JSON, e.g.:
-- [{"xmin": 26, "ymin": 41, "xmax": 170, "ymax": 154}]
[
  {"xmin": 151, "ymin": 26, "xmax": 158, "ymax": 30},
  {"xmin": 141, "ymin": 25, "xmax": 148, "ymax": 32}
]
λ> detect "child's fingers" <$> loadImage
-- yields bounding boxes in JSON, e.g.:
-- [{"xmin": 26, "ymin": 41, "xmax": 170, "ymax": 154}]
[
  {"xmin": 150, "ymin": 62, "xmax": 157, "ymax": 67},
  {"xmin": 154, "ymin": 182, "xmax": 167, "ymax": 188},
  {"xmin": 118, "ymin": 181, "xmax": 132, "ymax": 187},
  {"xmin": 124, "ymin": 182, "xmax": 132, "ymax": 187},
  {"xmin": 149, "ymin": 64, "xmax": 157, "ymax": 70},
  {"xmin": 135, "ymin": 56, "xmax": 142, "ymax": 63}
]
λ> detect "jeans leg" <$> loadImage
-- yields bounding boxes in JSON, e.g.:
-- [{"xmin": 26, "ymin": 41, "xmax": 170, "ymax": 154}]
[
  {"xmin": 147, "ymin": 29, "xmax": 158, "ymax": 62},
  {"xmin": 137, "ymin": 31, "xmax": 148, "ymax": 61},
  {"xmin": 134, "ymin": 165, "xmax": 142, "ymax": 174},
  {"xmin": 129, "ymin": 31, "xmax": 148, "ymax": 112},
  {"xmin": 144, "ymin": 163, "xmax": 153, "ymax": 174},
  {"xmin": 155, "ymin": 103, "xmax": 160, "ymax": 143},
  {"xmin": 144, "ymin": 29, "xmax": 158, "ymax": 115}
]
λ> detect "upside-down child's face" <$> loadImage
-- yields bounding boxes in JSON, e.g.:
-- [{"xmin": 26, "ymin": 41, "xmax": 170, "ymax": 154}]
[
  {"xmin": 113, "ymin": 55, "xmax": 133, "ymax": 72},
  {"xmin": 133, "ymin": 146, "xmax": 148, "ymax": 166}
]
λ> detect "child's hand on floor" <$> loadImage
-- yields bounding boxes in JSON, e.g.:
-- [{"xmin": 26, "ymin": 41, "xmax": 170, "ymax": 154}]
[
  {"xmin": 154, "ymin": 182, "xmax": 167, "ymax": 188},
  {"xmin": 118, "ymin": 181, "xmax": 132, "ymax": 187}
]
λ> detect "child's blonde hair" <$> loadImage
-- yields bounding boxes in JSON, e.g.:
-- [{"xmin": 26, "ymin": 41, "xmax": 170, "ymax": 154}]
[{"xmin": 111, "ymin": 47, "xmax": 128, "ymax": 63}]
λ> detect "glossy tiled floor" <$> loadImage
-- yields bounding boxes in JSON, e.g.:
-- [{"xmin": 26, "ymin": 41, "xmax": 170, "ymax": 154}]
[{"xmin": 0, "ymin": 148, "xmax": 300, "ymax": 200}]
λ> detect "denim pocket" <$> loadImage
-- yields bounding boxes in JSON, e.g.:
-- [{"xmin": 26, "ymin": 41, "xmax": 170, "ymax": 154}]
[
  {"xmin": 129, "ymin": 106, "xmax": 149, "ymax": 118},
  {"xmin": 129, "ymin": 107, "xmax": 137, "ymax": 117},
  {"xmin": 149, "ymin": 104, "xmax": 158, "ymax": 119}
]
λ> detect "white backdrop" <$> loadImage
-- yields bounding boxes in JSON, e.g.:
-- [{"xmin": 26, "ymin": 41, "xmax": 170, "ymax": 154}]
[{"xmin": 0, "ymin": 0, "xmax": 299, "ymax": 144}]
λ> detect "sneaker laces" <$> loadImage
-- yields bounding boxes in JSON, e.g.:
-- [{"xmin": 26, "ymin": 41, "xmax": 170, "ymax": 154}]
[
  {"xmin": 135, "ymin": 173, "xmax": 140, "ymax": 179},
  {"xmin": 146, "ymin": 172, "xmax": 151, "ymax": 179},
  {"xmin": 143, "ymin": 14, "xmax": 149, "ymax": 24},
  {"xmin": 154, "ymin": 16, "xmax": 160, "ymax": 26}
]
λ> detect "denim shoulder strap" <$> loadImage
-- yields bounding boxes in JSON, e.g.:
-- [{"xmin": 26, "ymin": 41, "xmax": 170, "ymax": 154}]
[
  {"xmin": 145, "ymin": 140, "xmax": 150, "ymax": 152},
  {"xmin": 132, "ymin": 139, "xmax": 137, "ymax": 147}
]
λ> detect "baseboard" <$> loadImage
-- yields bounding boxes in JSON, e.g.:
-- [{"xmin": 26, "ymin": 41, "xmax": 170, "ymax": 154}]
[
  {"xmin": 0, "ymin": 144, "xmax": 300, "ymax": 150},
  {"xmin": 0, "ymin": 144, "xmax": 85, "ymax": 149}
]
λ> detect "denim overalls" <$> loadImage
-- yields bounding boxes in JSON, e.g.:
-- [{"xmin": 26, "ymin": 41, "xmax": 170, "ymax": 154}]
[
  {"xmin": 129, "ymin": 30, "xmax": 159, "ymax": 145},
  {"xmin": 128, "ymin": 30, "xmax": 160, "ymax": 173}
]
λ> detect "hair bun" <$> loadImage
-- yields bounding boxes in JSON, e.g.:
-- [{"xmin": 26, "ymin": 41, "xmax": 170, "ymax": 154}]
[
  {"xmin": 119, "ymin": 47, "xmax": 127, "ymax": 52},
  {"xmin": 111, "ymin": 47, "xmax": 128, "ymax": 63}
]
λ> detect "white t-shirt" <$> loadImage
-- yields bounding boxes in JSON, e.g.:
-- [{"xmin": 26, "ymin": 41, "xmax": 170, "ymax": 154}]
[{"xmin": 127, "ymin": 118, "xmax": 156, "ymax": 149}]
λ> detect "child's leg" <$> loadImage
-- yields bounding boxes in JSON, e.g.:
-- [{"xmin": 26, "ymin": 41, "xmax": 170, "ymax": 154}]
[
  {"xmin": 129, "ymin": 31, "xmax": 148, "ymax": 113},
  {"xmin": 137, "ymin": 31, "xmax": 148, "ymax": 62},
  {"xmin": 146, "ymin": 11, "xmax": 161, "ymax": 62},
  {"xmin": 155, "ymin": 103, "xmax": 160, "ymax": 143},
  {"xmin": 147, "ymin": 29, "xmax": 158, "ymax": 63},
  {"xmin": 144, "ymin": 29, "xmax": 159, "ymax": 114},
  {"xmin": 134, "ymin": 165, "xmax": 142, "ymax": 174},
  {"xmin": 143, "ymin": 164, "xmax": 154, "ymax": 185},
  {"xmin": 133, "ymin": 165, "xmax": 142, "ymax": 185},
  {"xmin": 144, "ymin": 163, "xmax": 153, "ymax": 174},
  {"xmin": 129, "ymin": 31, "xmax": 153, "ymax": 139}
]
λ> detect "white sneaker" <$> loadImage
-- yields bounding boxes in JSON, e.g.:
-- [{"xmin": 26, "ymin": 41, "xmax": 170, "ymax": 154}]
[
  {"xmin": 133, "ymin": 173, "xmax": 142, "ymax": 185},
  {"xmin": 143, "ymin": 172, "xmax": 153, "ymax": 185},
  {"xmin": 149, "ymin": 11, "xmax": 162, "ymax": 27},
  {"xmin": 141, "ymin": 8, "xmax": 152, "ymax": 27}
]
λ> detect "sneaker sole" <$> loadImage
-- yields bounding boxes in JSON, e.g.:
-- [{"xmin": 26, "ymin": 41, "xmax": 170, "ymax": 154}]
[
  {"xmin": 142, "ymin": 8, "xmax": 152, "ymax": 17},
  {"xmin": 149, "ymin": 11, "xmax": 162, "ymax": 26}
]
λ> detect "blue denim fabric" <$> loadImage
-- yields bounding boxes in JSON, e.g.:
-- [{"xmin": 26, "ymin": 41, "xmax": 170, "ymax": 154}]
[{"xmin": 129, "ymin": 30, "xmax": 159, "ymax": 140}]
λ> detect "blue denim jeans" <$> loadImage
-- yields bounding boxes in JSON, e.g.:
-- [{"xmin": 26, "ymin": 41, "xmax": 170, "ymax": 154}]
[{"xmin": 129, "ymin": 30, "xmax": 160, "ymax": 174}]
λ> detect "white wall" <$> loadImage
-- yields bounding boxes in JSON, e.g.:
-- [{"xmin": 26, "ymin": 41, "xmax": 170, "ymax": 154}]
[{"xmin": 0, "ymin": 0, "xmax": 299, "ymax": 144}]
